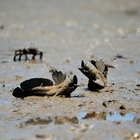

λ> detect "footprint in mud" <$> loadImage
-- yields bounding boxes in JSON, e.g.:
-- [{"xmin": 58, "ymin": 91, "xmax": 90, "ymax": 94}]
[{"xmin": 102, "ymin": 100, "xmax": 119, "ymax": 108}]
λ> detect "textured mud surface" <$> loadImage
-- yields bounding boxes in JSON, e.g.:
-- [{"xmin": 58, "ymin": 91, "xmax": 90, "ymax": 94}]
[{"xmin": 0, "ymin": 0, "xmax": 140, "ymax": 139}]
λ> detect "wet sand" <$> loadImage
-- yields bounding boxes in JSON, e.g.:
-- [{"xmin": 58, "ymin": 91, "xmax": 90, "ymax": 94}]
[{"xmin": 0, "ymin": 0, "xmax": 140, "ymax": 139}]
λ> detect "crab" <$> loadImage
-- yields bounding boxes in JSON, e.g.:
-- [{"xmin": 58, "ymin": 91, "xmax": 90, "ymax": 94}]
[
  {"xmin": 12, "ymin": 69, "xmax": 78, "ymax": 98},
  {"xmin": 79, "ymin": 60, "xmax": 108, "ymax": 91},
  {"xmin": 13, "ymin": 48, "xmax": 43, "ymax": 61}
]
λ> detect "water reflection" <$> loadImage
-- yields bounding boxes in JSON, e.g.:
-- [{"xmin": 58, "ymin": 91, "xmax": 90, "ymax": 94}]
[
  {"xmin": 21, "ymin": 111, "xmax": 138, "ymax": 126},
  {"xmin": 23, "ymin": 116, "xmax": 78, "ymax": 126},
  {"xmin": 106, "ymin": 113, "xmax": 135, "ymax": 121},
  {"xmin": 77, "ymin": 111, "xmax": 136, "ymax": 122}
]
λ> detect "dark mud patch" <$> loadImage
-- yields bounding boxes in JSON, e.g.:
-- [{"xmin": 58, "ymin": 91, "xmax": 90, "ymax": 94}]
[
  {"xmin": 25, "ymin": 117, "xmax": 53, "ymax": 125},
  {"xmin": 55, "ymin": 116, "xmax": 78, "ymax": 124},
  {"xmin": 114, "ymin": 54, "xmax": 127, "ymax": 59},
  {"xmin": 19, "ymin": 116, "xmax": 78, "ymax": 127},
  {"xmin": 124, "ymin": 9, "xmax": 140, "ymax": 16}
]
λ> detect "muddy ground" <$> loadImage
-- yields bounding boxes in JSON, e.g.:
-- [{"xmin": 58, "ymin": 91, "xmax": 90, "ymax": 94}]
[{"xmin": 0, "ymin": 0, "xmax": 140, "ymax": 139}]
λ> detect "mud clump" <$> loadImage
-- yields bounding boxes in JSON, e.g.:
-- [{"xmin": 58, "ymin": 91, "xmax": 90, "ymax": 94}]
[
  {"xmin": 55, "ymin": 116, "xmax": 78, "ymax": 124},
  {"xmin": 119, "ymin": 105, "xmax": 126, "ymax": 110},
  {"xmin": 102, "ymin": 100, "xmax": 118, "ymax": 108}
]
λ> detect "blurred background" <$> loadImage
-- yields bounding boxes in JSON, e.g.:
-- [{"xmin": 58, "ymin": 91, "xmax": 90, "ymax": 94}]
[{"xmin": 0, "ymin": 0, "xmax": 140, "ymax": 62}]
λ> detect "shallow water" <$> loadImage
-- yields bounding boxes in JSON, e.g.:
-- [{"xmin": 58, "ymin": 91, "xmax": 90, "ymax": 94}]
[
  {"xmin": 106, "ymin": 113, "xmax": 135, "ymax": 121},
  {"xmin": 77, "ymin": 111, "xmax": 137, "ymax": 122}
]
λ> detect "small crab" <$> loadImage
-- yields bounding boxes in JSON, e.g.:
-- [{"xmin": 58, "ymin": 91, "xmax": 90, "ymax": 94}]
[
  {"xmin": 12, "ymin": 69, "xmax": 78, "ymax": 98},
  {"xmin": 79, "ymin": 60, "xmax": 108, "ymax": 91},
  {"xmin": 13, "ymin": 47, "xmax": 43, "ymax": 61}
]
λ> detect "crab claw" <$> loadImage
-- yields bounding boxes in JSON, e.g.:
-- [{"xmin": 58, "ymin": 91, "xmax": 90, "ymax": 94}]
[
  {"xmin": 79, "ymin": 60, "xmax": 108, "ymax": 91},
  {"xmin": 69, "ymin": 75, "xmax": 79, "ymax": 92},
  {"xmin": 73, "ymin": 75, "xmax": 78, "ymax": 85},
  {"xmin": 78, "ymin": 60, "xmax": 85, "ymax": 70},
  {"xmin": 50, "ymin": 68, "xmax": 66, "ymax": 84},
  {"xmin": 81, "ymin": 60, "xmax": 85, "ymax": 67},
  {"xmin": 90, "ymin": 60, "xmax": 108, "ymax": 78},
  {"xmin": 78, "ymin": 60, "xmax": 96, "ymax": 79},
  {"xmin": 78, "ymin": 60, "xmax": 88, "ymax": 74}
]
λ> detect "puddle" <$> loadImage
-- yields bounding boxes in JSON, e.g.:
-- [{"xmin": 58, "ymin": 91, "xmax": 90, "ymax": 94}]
[
  {"xmin": 77, "ymin": 111, "xmax": 106, "ymax": 120},
  {"xmin": 106, "ymin": 113, "xmax": 135, "ymax": 121},
  {"xmin": 77, "ymin": 111, "xmax": 136, "ymax": 122},
  {"xmin": 21, "ymin": 111, "xmax": 137, "ymax": 127}
]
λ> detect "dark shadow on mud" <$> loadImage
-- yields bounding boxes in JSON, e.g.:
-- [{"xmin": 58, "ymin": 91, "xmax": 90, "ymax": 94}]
[{"xmin": 83, "ymin": 87, "xmax": 89, "ymax": 91}]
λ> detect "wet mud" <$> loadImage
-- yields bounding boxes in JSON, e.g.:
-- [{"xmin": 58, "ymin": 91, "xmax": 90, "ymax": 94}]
[{"xmin": 0, "ymin": 0, "xmax": 140, "ymax": 139}]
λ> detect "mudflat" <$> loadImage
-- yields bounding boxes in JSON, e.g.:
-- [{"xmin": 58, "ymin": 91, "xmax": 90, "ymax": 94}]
[{"xmin": 0, "ymin": 0, "xmax": 140, "ymax": 139}]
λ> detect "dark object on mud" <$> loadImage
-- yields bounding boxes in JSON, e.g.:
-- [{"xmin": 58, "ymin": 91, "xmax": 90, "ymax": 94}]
[
  {"xmin": 102, "ymin": 101, "xmax": 108, "ymax": 107},
  {"xmin": 25, "ymin": 117, "xmax": 53, "ymax": 125},
  {"xmin": 0, "ymin": 25, "xmax": 4, "ymax": 30},
  {"xmin": 79, "ymin": 60, "xmax": 108, "ymax": 91},
  {"xmin": 136, "ymin": 84, "xmax": 140, "ymax": 87},
  {"xmin": 114, "ymin": 54, "xmax": 127, "ymax": 59},
  {"xmin": 55, "ymin": 116, "xmax": 78, "ymax": 124},
  {"xmin": 102, "ymin": 100, "xmax": 118, "ymax": 108},
  {"xmin": 119, "ymin": 105, "xmax": 126, "ymax": 110},
  {"xmin": 13, "ymin": 48, "xmax": 43, "ymax": 61},
  {"xmin": 12, "ymin": 69, "xmax": 78, "ymax": 98}
]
